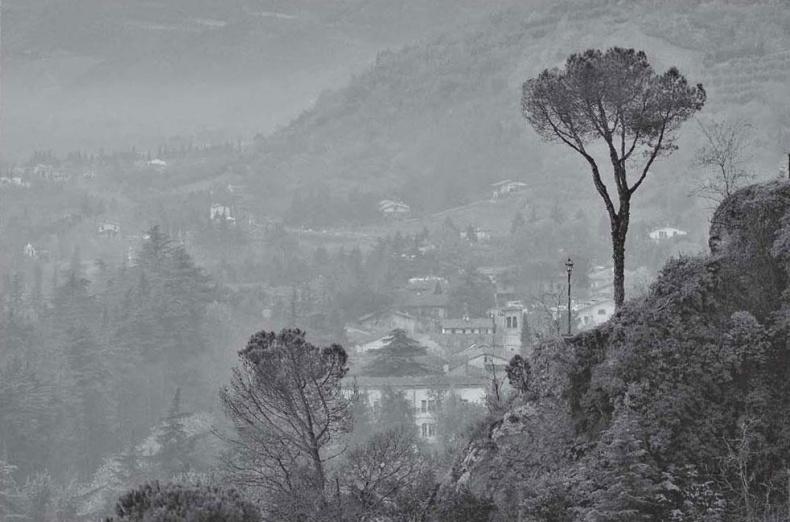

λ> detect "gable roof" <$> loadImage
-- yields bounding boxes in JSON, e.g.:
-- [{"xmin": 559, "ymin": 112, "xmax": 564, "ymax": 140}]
[{"xmin": 441, "ymin": 317, "xmax": 494, "ymax": 330}]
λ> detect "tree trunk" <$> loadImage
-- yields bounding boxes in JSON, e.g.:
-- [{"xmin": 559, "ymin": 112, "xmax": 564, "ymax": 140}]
[{"xmin": 611, "ymin": 200, "xmax": 630, "ymax": 309}]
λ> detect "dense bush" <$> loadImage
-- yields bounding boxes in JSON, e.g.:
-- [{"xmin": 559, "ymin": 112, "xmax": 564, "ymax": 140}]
[{"xmin": 107, "ymin": 482, "xmax": 260, "ymax": 521}]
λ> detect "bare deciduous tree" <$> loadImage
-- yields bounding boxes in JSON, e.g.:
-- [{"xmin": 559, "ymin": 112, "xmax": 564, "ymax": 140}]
[
  {"xmin": 522, "ymin": 48, "xmax": 706, "ymax": 308},
  {"xmin": 693, "ymin": 118, "xmax": 755, "ymax": 204},
  {"xmin": 219, "ymin": 329, "xmax": 350, "ymax": 517},
  {"xmin": 341, "ymin": 425, "xmax": 426, "ymax": 516}
]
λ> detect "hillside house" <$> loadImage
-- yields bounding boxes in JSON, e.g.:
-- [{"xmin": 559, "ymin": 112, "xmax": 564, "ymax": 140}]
[
  {"xmin": 147, "ymin": 159, "xmax": 168, "ymax": 170},
  {"xmin": 491, "ymin": 179, "xmax": 528, "ymax": 199},
  {"xmin": 357, "ymin": 310, "xmax": 418, "ymax": 335},
  {"xmin": 210, "ymin": 203, "xmax": 235, "ymax": 223},
  {"xmin": 440, "ymin": 303, "xmax": 526, "ymax": 354},
  {"xmin": 407, "ymin": 276, "xmax": 448, "ymax": 293},
  {"xmin": 0, "ymin": 176, "xmax": 30, "ymax": 188},
  {"xmin": 378, "ymin": 199, "xmax": 411, "ymax": 218},
  {"xmin": 23, "ymin": 243, "xmax": 37, "ymax": 259},
  {"xmin": 459, "ymin": 226, "xmax": 492, "ymax": 242},
  {"xmin": 449, "ymin": 344, "xmax": 511, "ymax": 376},
  {"xmin": 347, "ymin": 373, "xmax": 489, "ymax": 441},
  {"xmin": 97, "ymin": 222, "xmax": 121, "ymax": 237},
  {"xmin": 33, "ymin": 164, "xmax": 55, "ymax": 178},
  {"xmin": 441, "ymin": 317, "xmax": 495, "ymax": 336},
  {"xmin": 648, "ymin": 226, "xmax": 688, "ymax": 241}
]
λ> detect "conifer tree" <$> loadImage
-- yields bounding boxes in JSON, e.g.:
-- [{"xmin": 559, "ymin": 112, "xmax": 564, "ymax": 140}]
[
  {"xmin": 0, "ymin": 460, "xmax": 23, "ymax": 521},
  {"xmin": 590, "ymin": 401, "xmax": 662, "ymax": 520},
  {"xmin": 363, "ymin": 329, "xmax": 435, "ymax": 377},
  {"xmin": 155, "ymin": 389, "xmax": 198, "ymax": 478}
]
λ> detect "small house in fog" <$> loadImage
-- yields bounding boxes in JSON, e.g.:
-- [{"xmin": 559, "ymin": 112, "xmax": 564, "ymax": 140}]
[
  {"xmin": 0, "ymin": 176, "xmax": 30, "ymax": 188},
  {"xmin": 407, "ymin": 276, "xmax": 448, "ymax": 293},
  {"xmin": 348, "ymin": 374, "xmax": 489, "ymax": 441},
  {"xmin": 491, "ymin": 179, "xmax": 528, "ymax": 199},
  {"xmin": 357, "ymin": 310, "xmax": 418, "ymax": 335},
  {"xmin": 210, "ymin": 203, "xmax": 235, "ymax": 223},
  {"xmin": 449, "ymin": 344, "xmax": 510, "ymax": 375},
  {"xmin": 378, "ymin": 199, "xmax": 411, "ymax": 218},
  {"xmin": 98, "ymin": 222, "xmax": 121, "ymax": 237},
  {"xmin": 648, "ymin": 226, "xmax": 687, "ymax": 242},
  {"xmin": 23, "ymin": 243, "xmax": 37, "ymax": 259},
  {"xmin": 147, "ymin": 158, "xmax": 168, "ymax": 169},
  {"xmin": 459, "ymin": 226, "xmax": 492, "ymax": 242},
  {"xmin": 441, "ymin": 317, "xmax": 495, "ymax": 336}
]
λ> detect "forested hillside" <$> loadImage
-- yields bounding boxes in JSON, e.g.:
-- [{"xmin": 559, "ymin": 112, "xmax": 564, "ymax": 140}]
[
  {"xmin": 441, "ymin": 179, "xmax": 790, "ymax": 520},
  {"xmin": 246, "ymin": 0, "xmax": 790, "ymax": 224}
]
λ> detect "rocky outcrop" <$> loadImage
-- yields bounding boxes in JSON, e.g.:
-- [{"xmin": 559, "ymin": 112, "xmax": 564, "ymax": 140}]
[{"xmin": 439, "ymin": 181, "xmax": 790, "ymax": 516}]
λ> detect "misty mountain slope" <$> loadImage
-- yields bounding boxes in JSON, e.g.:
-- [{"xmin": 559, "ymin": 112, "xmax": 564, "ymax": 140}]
[
  {"xmin": 1, "ymin": 0, "xmax": 509, "ymax": 159},
  {"xmin": 438, "ymin": 179, "xmax": 790, "ymax": 518},
  {"xmin": 245, "ymin": 0, "xmax": 790, "ymax": 219}
]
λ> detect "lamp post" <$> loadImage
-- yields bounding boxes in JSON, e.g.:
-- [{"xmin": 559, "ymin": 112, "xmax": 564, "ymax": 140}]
[{"xmin": 565, "ymin": 257, "xmax": 574, "ymax": 336}]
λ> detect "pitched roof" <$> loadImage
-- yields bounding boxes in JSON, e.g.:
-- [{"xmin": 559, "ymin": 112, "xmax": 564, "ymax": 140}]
[
  {"xmin": 441, "ymin": 318, "xmax": 494, "ymax": 330},
  {"xmin": 455, "ymin": 343, "xmax": 511, "ymax": 361},
  {"xmin": 347, "ymin": 374, "xmax": 488, "ymax": 388}
]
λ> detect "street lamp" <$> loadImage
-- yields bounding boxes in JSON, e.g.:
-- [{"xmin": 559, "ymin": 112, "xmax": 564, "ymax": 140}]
[{"xmin": 565, "ymin": 257, "xmax": 574, "ymax": 336}]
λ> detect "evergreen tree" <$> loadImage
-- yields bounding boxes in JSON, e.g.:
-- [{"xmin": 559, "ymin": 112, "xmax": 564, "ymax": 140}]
[
  {"xmin": 363, "ymin": 329, "xmax": 436, "ymax": 377},
  {"xmin": 0, "ymin": 460, "xmax": 23, "ymax": 521},
  {"xmin": 589, "ymin": 401, "xmax": 662, "ymax": 520},
  {"xmin": 511, "ymin": 212, "xmax": 526, "ymax": 235},
  {"xmin": 108, "ymin": 482, "xmax": 260, "ymax": 521},
  {"xmin": 377, "ymin": 388, "xmax": 417, "ymax": 434},
  {"xmin": 155, "ymin": 389, "xmax": 198, "ymax": 478},
  {"xmin": 65, "ymin": 326, "xmax": 112, "ymax": 478}
]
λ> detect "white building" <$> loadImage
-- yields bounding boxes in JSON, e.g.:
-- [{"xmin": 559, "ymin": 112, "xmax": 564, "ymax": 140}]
[
  {"xmin": 210, "ymin": 203, "xmax": 235, "ymax": 223},
  {"xmin": 378, "ymin": 199, "xmax": 411, "ymax": 217},
  {"xmin": 23, "ymin": 243, "xmax": 37, "ymax": 259},
  {"xmin": 491, "ymin": 179, "xmax": 528, "ymax": 199},
  {"xmin": 147, "ymin": 159, "xmax": 168, "ymax": 169},
  {"xmin": 348, "ymin": 374, "xmax": 488, "ymax": 441},
  {"xmin": 0, "ymin": 176, "xmax": 30, "ymax": 188},
  {"xmin": 97, "ymin": 222, "xmax": 121, "ymax": 237},
  {"xmin": 648, "ymin": 227, "xmax": 688, "ymax": 242}
]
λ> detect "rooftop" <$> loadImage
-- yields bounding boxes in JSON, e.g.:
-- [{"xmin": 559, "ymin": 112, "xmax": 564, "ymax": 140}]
[{"xmin": 441, "ymin": 317, "xmax": 494, "ymax": 330}]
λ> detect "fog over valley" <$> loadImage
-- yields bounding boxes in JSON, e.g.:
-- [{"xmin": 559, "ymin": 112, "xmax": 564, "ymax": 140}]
[{"xmin": 1, "ymin": 1, "xmax": 790, "ymax": 520}]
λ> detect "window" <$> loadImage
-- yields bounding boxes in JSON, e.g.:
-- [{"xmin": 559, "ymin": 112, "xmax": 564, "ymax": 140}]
[
  {"xmin": 428, "ymin": 423, "xmax": 436, "ymax": 437},
  {"xmin": 512, "ymin": 316, "xmax": 518, "ymax": 328},
  {"xmin": 421, "ymin": 400, "xmax": 427, "ymax": 413},
  {"xmin": 506, "ymin": 317, "xmax": 512, "ymax": 328},
  {"xmin": 427, "ymin": 399, "xmax": 436, "ymax": 412},
  {"xmin": 422, "ymin": 423, "xmax": 436, "ymax": 437}
]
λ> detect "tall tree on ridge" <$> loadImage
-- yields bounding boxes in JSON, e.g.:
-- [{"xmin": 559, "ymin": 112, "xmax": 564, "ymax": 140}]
[{"xmin": 522, "ymin": 48, "xmax": 705, "ymax": 308}]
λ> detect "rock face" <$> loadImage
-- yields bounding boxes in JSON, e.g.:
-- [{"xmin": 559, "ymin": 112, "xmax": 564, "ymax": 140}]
[{"xmin": 439, "ymin": 180, "xmax": 790, "ymax": 519}]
